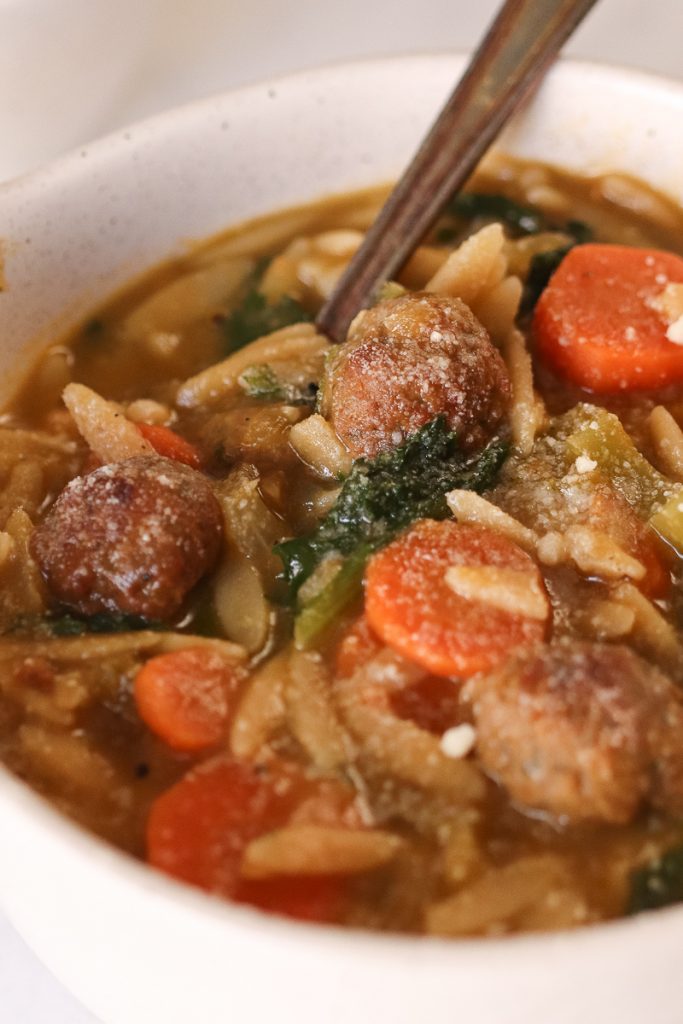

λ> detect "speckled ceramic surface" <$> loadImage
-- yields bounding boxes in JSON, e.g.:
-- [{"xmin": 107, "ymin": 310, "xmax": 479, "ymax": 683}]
[{"xmin": 1, "ymin": 56, "xmax": 683, "ymax": 1024}]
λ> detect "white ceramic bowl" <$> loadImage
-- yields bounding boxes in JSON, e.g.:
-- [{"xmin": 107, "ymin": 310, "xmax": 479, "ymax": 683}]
[{"xmin": 2, "ymin": 55, "xmax": 683, "ymax": 1024}]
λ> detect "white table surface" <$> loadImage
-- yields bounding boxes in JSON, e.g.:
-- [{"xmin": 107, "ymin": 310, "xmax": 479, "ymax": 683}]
[{"xmin": 1, "ymin": 0, "xmax": 682, "ymax": 1019}]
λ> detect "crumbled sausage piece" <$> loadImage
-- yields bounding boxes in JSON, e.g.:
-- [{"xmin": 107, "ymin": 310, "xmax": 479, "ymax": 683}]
[
  {"xmin": 31, "ymin": 456, "xmax": 223, "ymax": 621},
  {"xmin": 466, "ymin": 641, "xmax": 683, "ymax": 824},
  {"xmin": 319, "ymin": 293, "xmax": 510, "ymax": 459}
]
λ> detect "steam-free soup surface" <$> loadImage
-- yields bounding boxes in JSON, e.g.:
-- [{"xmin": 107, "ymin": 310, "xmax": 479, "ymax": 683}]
[{"xmin": 3, "ymin": 156, "xmax": 683, "ymax": 934}]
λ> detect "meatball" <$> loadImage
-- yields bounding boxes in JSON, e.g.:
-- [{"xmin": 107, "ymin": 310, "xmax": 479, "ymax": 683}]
[
  {"xmin": 319, "ymin": 292, "xmax": 510, "ymax": 459},
  {"xmin": 31, "ymin": 456, "xmax": 223, "ymax": 621},
  {"xmin": 466, "ymin": 641, "xmax": 683, "ymax": 825}
]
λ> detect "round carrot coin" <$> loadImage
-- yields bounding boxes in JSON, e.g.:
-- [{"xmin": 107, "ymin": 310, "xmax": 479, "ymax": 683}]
[
  {"xmin": 134, "ymin": 646, "xmax": 242, "ymax": 753},
  {"xmin": 364, "ymin": 519, "xmax": 548, "ymax": 678},
  {"xmin": 147, "ymin": 756, "xmax": 360, "ymax": 922},
  {"xmin": 534, "ymin": 244, "xmax": 683, "ymax": 392}
]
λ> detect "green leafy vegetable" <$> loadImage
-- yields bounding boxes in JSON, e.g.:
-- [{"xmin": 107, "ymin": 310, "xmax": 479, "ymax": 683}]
[
  {"xmin": 565, "ymin": 220, "xmax": 594, "ymax": 245},
  {"xmin": 293, "ymin": 548, "xmax": 370, "ymax": 649},
  {"xmin": 627, "ymin": 844, "xmax": 683, "ymax": 914},
  {"xmin": 42, "ymin": 612, "xmax": 158, "ymax": 637},
  {"xmin": 521, "ymin": 220, "xmax": 593, "ymax": 313},
  {"xmin": 275, "ymin": 417, "xmax": 508, "ymax": 644},
  {"xmin": 448, "ymin": 193, "xmax": 547, "ymax": 236},
  {"xmin": 521, "ymin": 244, "xmax": 573, "ymax": 313},
  {"xmin": 237, "ymin": 363, "xmax": 316, "ymax": 406},
  {"xmin": 447, "ymin": 192, "xmax": 594, "ymax": 243},
  {"xmin": 441, "ymin": 193, "xmax": 594, "ymax": 312},
  {"xmin": 224, "ymin": 290, "xmax": 311, "ymax": 353}
]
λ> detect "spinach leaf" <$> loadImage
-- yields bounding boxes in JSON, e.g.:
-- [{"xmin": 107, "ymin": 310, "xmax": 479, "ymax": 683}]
[
  {"xmin": 447, "ymin": 192, "xmax": 547, "ymax": 236},
  {"xmin": 275, "ymin": 416, "xmax": 508, "ymax": 604},
  {"xmin": 44, "ymin": 612, "xmax": 158, "ymax": 637},
  {"xmin": 446, "ymin": 193, "xmax": 594, "ymax": 243},
  {"xmin": 442, "ymin": 193, "xmax": 594, "ymax": 312},
  {"xmin": 627, "ymin": 844, "xmax": 683, "ymax": 914},
  {"xmin": 224, "ymin": 291, "xmax": 311, "ymax": 353},
  {"xmin": 521, "ymin": 244, "xmax": 573, "ymax": 314},
  {"xmin": 565, "ymin": 219, "xmax": 593, "ymax": 245},
  {"xmin": 238, "ymin": 363, "xmax": 316, "ymax": 406},
  {"xmin": 520, "ymin": 215, "xmax": 597, "ymax": 313}
]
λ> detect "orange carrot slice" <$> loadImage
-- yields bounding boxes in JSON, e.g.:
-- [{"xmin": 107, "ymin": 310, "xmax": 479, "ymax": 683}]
[
  {"xmin": 147, "ymin": 756, "xmax": 359, "ymax": 922},
  {"xmin": 138, "ymin": 423, "xmax": 202, "ymax": 468},
  {"xmin": 364, "ymin": 520, "xmax": 548, "ymax": 678},
  {"xmin": 534, "ymin": 244, "xmax": 683, "ymax": 392},
  {"xmin": 134, "ymin": 647, "xmax": 242, "ymax": 753}
]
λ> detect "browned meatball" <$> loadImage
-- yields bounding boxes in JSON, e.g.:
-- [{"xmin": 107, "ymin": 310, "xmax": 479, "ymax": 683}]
[
  {"xmin": 31, "ymin": 456, "xmax": 223, "ymax": 621},
  {"xmin": 466, "ymin": 641, "xmax": 683, "ymax": 825},
  {"xmin": 319, "ymin": 293, "xmax": 510, "ymax": 459}
]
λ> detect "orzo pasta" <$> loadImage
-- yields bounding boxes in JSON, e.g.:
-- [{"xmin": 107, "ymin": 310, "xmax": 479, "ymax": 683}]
[{"xmin": 3, "ymin": 157, "xmax": 683, "ymax": 934}]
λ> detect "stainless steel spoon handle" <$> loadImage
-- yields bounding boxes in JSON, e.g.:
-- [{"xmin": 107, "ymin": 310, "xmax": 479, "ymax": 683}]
[{"xmin": 316, "ymin": 0, "xmax": 599, "ymax": 343}]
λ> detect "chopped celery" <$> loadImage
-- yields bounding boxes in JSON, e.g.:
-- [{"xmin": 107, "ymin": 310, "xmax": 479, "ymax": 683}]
[
  {"xmin": 566, "ymin": 404, "xmax": 674, "ymax": 516},
  {"xmin": 566, "ymin": 403, "xmax": 683, "ymax": 551},
  {"xmin": 651, "ymin": 493, "xmax": 683, "ymax": 555},
  {"xmin": 376, "ymin": 281, "xmax": 407, "ymax": 303},
  {"xmin": 293, "ymin": 548, "xmax": 368, "ymax": 649}
]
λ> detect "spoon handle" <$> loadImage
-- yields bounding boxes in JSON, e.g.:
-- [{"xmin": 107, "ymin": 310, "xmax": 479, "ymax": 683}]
[{"xmin": 316, "ymin": 0, "xmax": 599, "ymax": 342}]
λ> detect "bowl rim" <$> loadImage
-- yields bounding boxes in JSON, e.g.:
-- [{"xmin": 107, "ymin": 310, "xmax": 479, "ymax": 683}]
[
  {"xmin": 4, "ymin": 50, "xmax": 683, "ymax": 196},
  {"xmin": 2, "ymin": 52, "xmax": 683, "ymax": 965}
]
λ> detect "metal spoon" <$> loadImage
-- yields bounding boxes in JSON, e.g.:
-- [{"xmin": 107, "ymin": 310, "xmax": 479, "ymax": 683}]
[{"xmin": 316, "ymin": 0, "xmax": 599, "ymax": 343}]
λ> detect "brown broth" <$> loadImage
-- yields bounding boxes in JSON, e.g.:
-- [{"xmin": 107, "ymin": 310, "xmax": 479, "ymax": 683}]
[{"xmin": 2, "ymin": 157, "xmax": 683, "ymax": 936}]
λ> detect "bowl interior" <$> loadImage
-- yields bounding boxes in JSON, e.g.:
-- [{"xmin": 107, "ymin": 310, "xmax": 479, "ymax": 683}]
[{"xmin": 2, "ymin": 55, "xmax": 683, "ymax": 1024}]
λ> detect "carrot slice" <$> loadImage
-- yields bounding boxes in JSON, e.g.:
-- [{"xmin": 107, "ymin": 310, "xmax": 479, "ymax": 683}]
[
  {"xmin": 335, "ymin": 616, "xmax": 382, "ymax": 678},
  {"xmin": 364, "ymin": 520, "xmax": 547, "ymax": 678},
  {"xmin": 147, "ymin": 755, "xmax": 359, "ymax": 922},
  {"xmin": 534, "ymin": 244, "xmax": 683, "ymax": 392},
  {"xmin": 238, "ymin": 876, "xmax": 345, "ymax": 923},
  {"xmin": 138, "ymin": 423, "xmax": 202, "ymax": 468},
  {"xmin": 134, "ymin": 647, "xmax": 242, "ymax": 752},
  {"xmin": 336, "ymin": 617, "xmax": 461, "ymax": 733}
]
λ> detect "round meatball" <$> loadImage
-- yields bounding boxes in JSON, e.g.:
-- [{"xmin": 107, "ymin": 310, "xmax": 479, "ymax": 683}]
[
  {"xmin": 319, "ymin": 292, "xmax": 510, "ymax": 459},
  {"xmin": 466, "ymin": 641, "xmax": 683, "ymax": 824},
  {"xmin": 31, "ymin": 456, "xmax": 223, "ymax": 621}
]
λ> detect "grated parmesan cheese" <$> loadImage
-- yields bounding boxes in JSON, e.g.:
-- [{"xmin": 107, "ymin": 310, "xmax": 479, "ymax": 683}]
[
  {"xmin": 666, "ymin": 315, "xmax": 683, "ymax": 345},
  {"xmin": 573, "ymin": 455, "xmax": 597, "ymax": 474},
  {"xmin": 440, "ymin": 724, "xmax": 477, "ymax": 759}
]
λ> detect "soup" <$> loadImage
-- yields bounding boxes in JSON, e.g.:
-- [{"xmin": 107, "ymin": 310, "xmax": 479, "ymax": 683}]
[{"xmin": 2, "ymin": 155, "xmax": 683, "ymax": 936}]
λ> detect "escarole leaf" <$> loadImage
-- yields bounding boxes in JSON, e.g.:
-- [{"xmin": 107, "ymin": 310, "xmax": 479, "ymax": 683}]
[
  {"xmin": 274, "ymin": 416, "xmax": 508, "ymax": 646},
  {"xmin": 237, "ymin": 363, "xmax": 316, "ymax": 406},
  {"xmin": 447, "ymin": 193, "xmax": 548, "ymax": 236},
  {"xmin": 446, "ymin": 192, "xmax": 593, "ymax": 242},
  {"xmin": 628, "ymin": 843, "xmax": 683, "ymax": 914},
  {"xmin": 440, "ymin": 191, "xmax": 593, "ymax": 312},
  {"xmin": 225, "ymin": 290, "xmax": 311, "ymax": 353},
  {"xmin": 521, "ymin": 244, "xmax": 573, "ymax": 313},
  {"xmin": 10, "ymin": 612, "xmax": 160, "ymax": 638}
]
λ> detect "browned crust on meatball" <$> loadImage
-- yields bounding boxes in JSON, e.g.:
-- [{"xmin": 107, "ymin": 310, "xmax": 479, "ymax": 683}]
[
  {"xmin": 319, "ymin": 293, "xmax": 510, "ymax": 459},
  {"xmin": 31, "ymin": 456, "xmax": 223, "ymax": 622},
  {"xmin": 466, "ymin": 641, "xmax": 683, "ymax": 825}
]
